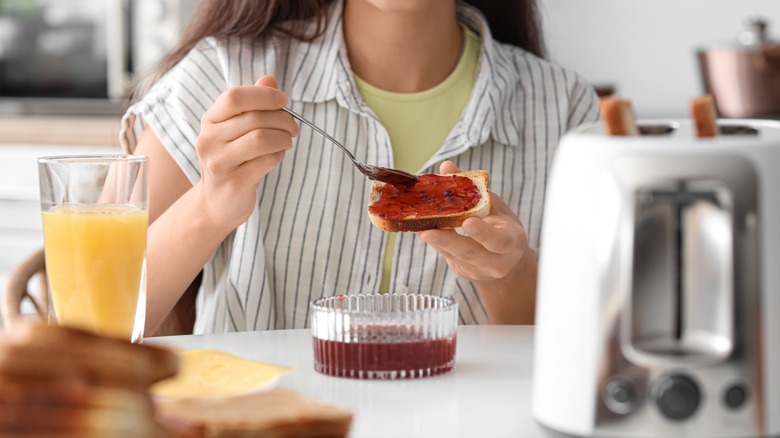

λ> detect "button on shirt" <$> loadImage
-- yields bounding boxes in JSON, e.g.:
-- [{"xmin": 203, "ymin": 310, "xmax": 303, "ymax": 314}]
[{"xmin": 120, "ymin": 0, "xmax": 600, "ymax": 333}]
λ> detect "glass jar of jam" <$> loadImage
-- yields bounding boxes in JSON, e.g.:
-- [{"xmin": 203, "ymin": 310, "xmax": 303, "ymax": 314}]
[{"xmin": 310, "ymin": 294, "xmax": 458, "ymax": 379}]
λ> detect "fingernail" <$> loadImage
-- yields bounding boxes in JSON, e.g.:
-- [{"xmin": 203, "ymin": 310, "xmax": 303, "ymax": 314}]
[
  {"xmin": 420, "ymin": 233, "xmax": 438, "ymax": 244},
  {"xmin": 462, "ymin": 220, "xmax": 479, "ymax": 235},
  {"xmin": 277, "ymin": 92, "xmax": 287, "ymax": 106}
]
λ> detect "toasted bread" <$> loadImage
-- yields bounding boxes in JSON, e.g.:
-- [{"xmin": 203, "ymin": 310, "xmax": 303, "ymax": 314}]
[
  {"xmin": 0, "ymin": 386, "xmax": 168, "ymax": 438},
  {"xmin": 367, "ymin": 170, "xmax": 490, "ymax": 232},
  {"xmin": 690, "ymin": 94, "xmax": 720, "ymax": 137},
  {"xmin": 0, "ymin": 322, "xmax": 177, "ymax": 438},
  {"xmin": 155, "ymin": 388, "xmax": 353, "ymax": 438},
  {"xmin": 0, "ymin": 322, "xmax": 179, "ymax": 390},
  {"xmin": 600, "ymin": 96, "xmax": 639, "ymax": 136}
]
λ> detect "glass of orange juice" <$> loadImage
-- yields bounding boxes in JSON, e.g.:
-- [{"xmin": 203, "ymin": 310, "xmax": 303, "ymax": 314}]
[{"xmin": 38, "ymin": 155, "xmax": 148, "ymax": 343}]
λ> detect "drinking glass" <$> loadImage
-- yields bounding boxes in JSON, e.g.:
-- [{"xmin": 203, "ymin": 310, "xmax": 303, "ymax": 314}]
[
  {"xmin": 310, "ymin": 293, "xmax": 459, "ymax": 379},
  {"xmin": 38, "ymin": 155, "xmax": 148, "ymax": 343}
]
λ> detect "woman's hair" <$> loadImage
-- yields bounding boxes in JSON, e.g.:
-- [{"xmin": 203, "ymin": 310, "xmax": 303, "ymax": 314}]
[{"xmin": 125, "ymin": 0, "xmax": 543, "ymax": 104}]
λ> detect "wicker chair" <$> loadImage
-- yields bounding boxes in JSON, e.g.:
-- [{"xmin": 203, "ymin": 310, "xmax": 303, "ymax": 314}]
[
  {"xmin": 1, "ymin": 248, "xmax": 48, "ymax": 326},
  {"xmin": 1, "ymin": 248, "xmax": 198, "ymax": 337}
]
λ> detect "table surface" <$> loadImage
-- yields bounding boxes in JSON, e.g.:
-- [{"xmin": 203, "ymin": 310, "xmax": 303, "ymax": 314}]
[{"xmin": 149, "ymin": 325, "xmax": 555, "ymax": 438}]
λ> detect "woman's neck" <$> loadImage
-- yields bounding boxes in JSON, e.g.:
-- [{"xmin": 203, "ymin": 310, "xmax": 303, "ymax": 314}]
[{"xmin": 343, "ymin": 0, "xmax": 462, "ymax": 93}]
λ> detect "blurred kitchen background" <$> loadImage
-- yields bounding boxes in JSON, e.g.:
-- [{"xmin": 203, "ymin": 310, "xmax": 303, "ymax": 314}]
[
  {"xmin": 540, "ymin": 0, "xmax": 780, "ymax": 117},
  {"xmin": 0, "ymin": 0, "xmax": 197, "ymax": 324},
  {"xmin": 2, "ymin": 0, "xmax": 780, "ymax": 325}
]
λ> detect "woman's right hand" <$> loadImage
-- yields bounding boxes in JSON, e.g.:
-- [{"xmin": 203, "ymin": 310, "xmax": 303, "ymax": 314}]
[{"xmin": 194, "ymin": 75, "xmax": 298, "ymax": 234}]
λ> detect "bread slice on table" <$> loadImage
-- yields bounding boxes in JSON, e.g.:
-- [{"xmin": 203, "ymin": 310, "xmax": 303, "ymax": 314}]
[
  {"xmin": 0, "ymin": 322, "xmax": 177, "ymax": 438},
  {"xmin": 690, "ymin": 94, "xmax": 720, "ymax": 137},
  {"xmin": 600, "ymin": 96, "xmax": 639, "ymax": 136},
  {"xmin": 0, "ymin": 321, "xmax": 179, "ymax": 390},
  {"xmin": 155, "ymin": 387, "xmax": 353, "ymax": 438},
  {"xmin": 367, "ymin": 170, "xmax": 490, "ymax": 232}
]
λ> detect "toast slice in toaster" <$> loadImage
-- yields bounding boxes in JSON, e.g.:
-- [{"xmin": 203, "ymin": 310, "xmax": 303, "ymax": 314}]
[
  {"xmin": 600, "ymin": 97, "xmax": 639, "ymax": 136},
  {"xmin": 690, "ymin": 94, "xmax": 720, "ymax": 137}
]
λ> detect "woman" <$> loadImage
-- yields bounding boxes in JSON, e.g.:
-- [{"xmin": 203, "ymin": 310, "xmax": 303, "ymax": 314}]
[{"xmin": 121, "ymin": 0, "xmax": 599, "ymax": 334}]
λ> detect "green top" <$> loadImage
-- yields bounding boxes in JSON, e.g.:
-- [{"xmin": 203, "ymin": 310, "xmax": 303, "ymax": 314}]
[{"xmin": 355, "ymin": 25, "xmax": 481, "ymax": 293}]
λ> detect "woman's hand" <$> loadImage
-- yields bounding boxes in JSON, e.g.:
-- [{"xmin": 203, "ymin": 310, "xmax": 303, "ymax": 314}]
[
  {"xmin": 418, "ymin": 161, "xmax": 529, "ymax": 283},
  {"xmin": 418, "ymin": 161, "xmax": 537, "ymax": 323},
  {"xmin": 194, "ymin": 75, "xmax": 298, "ymax": 234}
]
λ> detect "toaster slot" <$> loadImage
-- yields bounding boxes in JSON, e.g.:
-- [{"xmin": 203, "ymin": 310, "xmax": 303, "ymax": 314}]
[
  {"xmin": 638, "ymin": 124, "xmax": 677, "ymax": 136},
  {"xmin": 629, "ymin": 180, "xmax": 734, "ymax": 363},
  {"xmin": 718, "ymin": 125, "xmax": 759, "ymax": 136}
]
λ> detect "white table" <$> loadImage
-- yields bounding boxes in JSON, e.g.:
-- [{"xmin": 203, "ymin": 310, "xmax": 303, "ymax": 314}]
[{"xmin": 149, "ymin": 325, "xmax": 556, "ymax": 438}]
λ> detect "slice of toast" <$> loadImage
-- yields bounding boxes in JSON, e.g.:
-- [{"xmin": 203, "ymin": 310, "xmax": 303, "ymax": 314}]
[
  {"xmin": 367, "ymin": 170, "xmax": 490, "ymax": 232},
  {"xmin": 0, "ymin": 322, "xmax": 175, "ymax": 438},
  {"xmin": 155, "ymin": 388, "xmax": 353, "ymax": 438},
  {"xmin": 690, "ymin": 94, "xmax": 720, "ymax": 137},
  {"xmin": 600, "ymin": 96, "xmax": 639, "ymax": 136}
]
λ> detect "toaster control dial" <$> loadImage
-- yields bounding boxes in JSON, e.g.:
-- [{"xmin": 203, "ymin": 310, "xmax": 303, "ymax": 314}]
[
  {"xmin": 654, "ymin": 374, "xmax": 700, "ymax": 420},
  {"xmin": 603, "ymin": 377, "xmax": 638, "ymax": 415}
]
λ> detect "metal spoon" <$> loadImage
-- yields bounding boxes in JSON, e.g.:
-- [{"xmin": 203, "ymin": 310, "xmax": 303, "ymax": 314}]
[{"xmin": 282, "ymin": 107, "xmax": 419, "ymax": 186}]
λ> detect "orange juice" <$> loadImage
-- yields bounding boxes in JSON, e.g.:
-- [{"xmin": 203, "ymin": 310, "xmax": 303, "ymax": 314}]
[{"xmin": 41, "ymin": 204, "xmax": 147, "ymax": 340}]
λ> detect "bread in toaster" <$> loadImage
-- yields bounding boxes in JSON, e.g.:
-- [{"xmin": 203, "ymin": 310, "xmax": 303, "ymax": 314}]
[
  {"xmin": 690, "ymin": 94, "xmax": 720, "ymax": 137},
  {"xmin": 600, "ymin": 96, "xmax": 639, "ymax": 136},
  {"xmin": 367, "ymin": 170, "xmax": 490, "ymax": 232}
]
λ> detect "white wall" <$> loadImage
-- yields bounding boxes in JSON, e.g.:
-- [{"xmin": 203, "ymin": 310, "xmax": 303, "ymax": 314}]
[{"xmin": 539, "ymin": 0, "xmax": 780, "ymax": 118}]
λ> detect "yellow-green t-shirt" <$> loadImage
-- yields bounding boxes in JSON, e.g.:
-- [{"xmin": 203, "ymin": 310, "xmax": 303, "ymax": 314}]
[{"xmin": 354, "ymin": 25, "xmax": 481, "ymax": 293}]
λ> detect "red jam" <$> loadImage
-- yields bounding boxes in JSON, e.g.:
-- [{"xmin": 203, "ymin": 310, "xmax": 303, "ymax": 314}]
[
  {"xmin": 368, "ymin": 174, "xmax": 481, "ymax": 221},
  {"xmin": 313, "ymin": 327, "xmax": 457, "ymax": 379}
]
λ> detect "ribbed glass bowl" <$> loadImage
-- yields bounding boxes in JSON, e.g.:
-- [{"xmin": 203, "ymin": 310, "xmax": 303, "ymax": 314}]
[{"xmin": 310, "ymin": 293, "xmax": 458, "ymax": 379}]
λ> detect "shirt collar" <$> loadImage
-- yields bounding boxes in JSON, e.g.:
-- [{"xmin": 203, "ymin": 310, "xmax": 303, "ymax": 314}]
[
  {"xmin": 287, "ymin": 0, "xmax": 352, "ymax": 105},
  {"xmin": 454, "ymin": 2, "xmax": 501, "ymax": 148},
  {"xmin": 287, "ymin": 0, "xmax": 511, "ymax": 148}
]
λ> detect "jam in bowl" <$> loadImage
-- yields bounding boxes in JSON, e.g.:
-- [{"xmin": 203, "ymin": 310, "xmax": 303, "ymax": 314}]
[{"xmin": 309, "ymin": 293, "xmax": 458, "ymax": 379}]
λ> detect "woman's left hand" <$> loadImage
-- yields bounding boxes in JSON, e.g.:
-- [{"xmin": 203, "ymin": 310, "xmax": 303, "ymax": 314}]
[{"xmin": 417, "ymin": 161, "xmax": 529, "ymax": 283}]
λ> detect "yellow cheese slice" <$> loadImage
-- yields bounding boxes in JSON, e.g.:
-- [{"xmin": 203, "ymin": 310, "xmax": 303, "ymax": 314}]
[{"xmin": 152, "ymin": 349, "xmax": 293, "ymax": 399}]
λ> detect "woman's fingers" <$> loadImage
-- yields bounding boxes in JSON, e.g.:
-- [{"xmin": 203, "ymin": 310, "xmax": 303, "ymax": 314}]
[
  {"xmin": 417, "ymin": 190, "xmax": 528, "ymax": 281},
  {"xmin": 210, "ymin": 110, "xmax": 299, "ymax": 144},
  {"xmin": 420, "ymin": 227, "xmax": 521, "ymax": 280},
  {"xmin": 204, "ymin": 84, "xmax": 288, "ymax": 124},
  {"xmin": 204, "ymin": 128, "xmax": 294, "ymax": 175},
  {"xmin": 439, "ymin": 160, "xmax": 461, "ymax": 174},
  {"xmin": 237, "ymin": 150, "xmax": 288, "ymax": 186},
  {"xmin": 419, "ymin": 229, "xmax": 489, "ymax": 265},
  {"xmin": 460, "ymin": 217, "xmax": 519, "ymax": 255}
]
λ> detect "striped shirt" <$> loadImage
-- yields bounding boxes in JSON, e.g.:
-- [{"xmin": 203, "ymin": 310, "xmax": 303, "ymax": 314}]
[{"xmin": 120, "ymin": 0, "xmax": 600, "ymax": 333}]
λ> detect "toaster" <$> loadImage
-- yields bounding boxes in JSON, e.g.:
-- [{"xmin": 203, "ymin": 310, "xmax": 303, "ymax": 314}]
[{"xmin": 532, "ymin": 119, "xmax": 780, "ymax": 437}]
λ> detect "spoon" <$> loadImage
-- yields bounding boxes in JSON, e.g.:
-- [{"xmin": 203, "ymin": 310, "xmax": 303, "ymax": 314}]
[{"xmin": 282, "ymin": 107, "xmax": 419, "ymax": 186}]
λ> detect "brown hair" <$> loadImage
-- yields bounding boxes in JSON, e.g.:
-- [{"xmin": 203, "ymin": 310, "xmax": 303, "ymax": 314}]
[
  {"xmin": 462, "ymin": 0, "xmax": 544, "ymax": 57},
  {"xmin": 126, "ymin": 0, "xmax": 544, "ymax": 104}
]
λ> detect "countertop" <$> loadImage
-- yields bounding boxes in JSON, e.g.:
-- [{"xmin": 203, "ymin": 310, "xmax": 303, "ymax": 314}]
[
  {"xmin": 149, "ymin": 325, "xmax": 558, "ymax": 438},
  {"xmin": 0, "ymin": 114, "xmax": 121, "ymax": 147}
]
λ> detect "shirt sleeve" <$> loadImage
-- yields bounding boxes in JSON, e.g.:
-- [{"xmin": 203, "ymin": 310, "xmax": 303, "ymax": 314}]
[
  {"xmin": 119, "ymin": 38, "xmax": 227, "ymax": 185},
  {"xmin": 565, "ymin": 74, "xmax": 601, "ymax": 132}
]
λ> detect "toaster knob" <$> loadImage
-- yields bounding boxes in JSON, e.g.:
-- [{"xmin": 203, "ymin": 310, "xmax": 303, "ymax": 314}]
[
  {"xmin": 654, "ymin": 374, "xmax": 700, "ymax": 420},
  {"xmin": 724, "ymin": 384, "xmax": 748, "ymax": 409},
  {"xmin": 603, "ymin": 377, "xmax": 638, "ymax": 415}
]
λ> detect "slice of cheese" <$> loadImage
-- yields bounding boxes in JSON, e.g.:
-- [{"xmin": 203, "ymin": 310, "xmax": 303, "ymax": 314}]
[{"xmin": 152, "ymin": 349, "xmax": 292, "ymax": 399}]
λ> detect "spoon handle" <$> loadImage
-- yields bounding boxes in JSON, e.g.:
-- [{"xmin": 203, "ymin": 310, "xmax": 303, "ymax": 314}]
[{"xmin": 282, "ymin": 107, "xmax": 358, "ymax": 162}]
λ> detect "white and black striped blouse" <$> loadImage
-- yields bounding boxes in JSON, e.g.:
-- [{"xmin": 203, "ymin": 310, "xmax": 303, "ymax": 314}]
[{"xmin": 120, "ymin": 0, "xmax": 600, "ymax": 333}]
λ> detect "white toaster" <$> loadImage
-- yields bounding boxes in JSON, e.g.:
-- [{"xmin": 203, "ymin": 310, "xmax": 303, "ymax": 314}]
[{"xmin": 532, "ymin": 119, "xmax": 780, "ymax": 437}]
